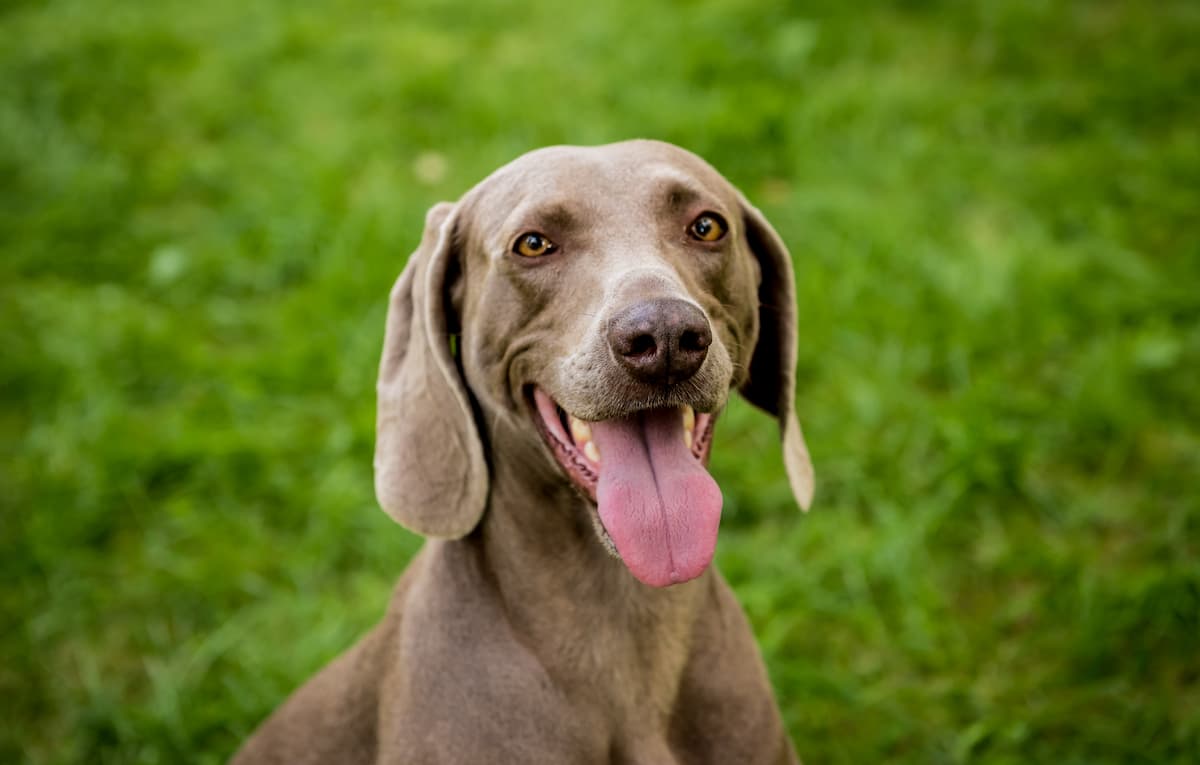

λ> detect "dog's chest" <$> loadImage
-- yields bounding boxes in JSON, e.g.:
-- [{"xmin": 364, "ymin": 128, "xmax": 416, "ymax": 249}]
[{"xmin": 524, "ymin": 582, "xmax": 702, "ymax": 729}]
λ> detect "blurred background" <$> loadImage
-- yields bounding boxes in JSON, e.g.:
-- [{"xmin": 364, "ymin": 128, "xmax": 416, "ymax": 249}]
[{"xmin": 2, "ymin": 0, "xmax": 1197, "ymax": 762}]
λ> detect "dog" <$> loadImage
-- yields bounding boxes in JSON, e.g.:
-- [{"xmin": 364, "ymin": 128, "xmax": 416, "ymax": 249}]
[{"xmin": 231, "ymin": 140, "xmax": 815, "ymax": 764}]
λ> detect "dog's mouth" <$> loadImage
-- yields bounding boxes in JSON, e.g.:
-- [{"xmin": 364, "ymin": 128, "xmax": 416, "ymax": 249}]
[{"xmin": 529, "ymin": 386, "xmax": 722, "ymax": 588}]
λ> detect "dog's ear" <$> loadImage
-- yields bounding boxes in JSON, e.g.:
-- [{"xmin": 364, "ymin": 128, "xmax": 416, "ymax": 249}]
[
  {"xmin": 374, "ymin": 202, "xmax": 488, "ymax": 537},
  {"xmin": 737, "ymin": 196, "xmax": 815, "ymax": 511}
]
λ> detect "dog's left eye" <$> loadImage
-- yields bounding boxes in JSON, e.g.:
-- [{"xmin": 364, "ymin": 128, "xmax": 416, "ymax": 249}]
[
  {"xmin": 513, "ymin": 232, "xmax": 558, "ymax": 258},
  {"xmin": 688, "ymin": 213, "xmax": 727, "ymax": 242}
]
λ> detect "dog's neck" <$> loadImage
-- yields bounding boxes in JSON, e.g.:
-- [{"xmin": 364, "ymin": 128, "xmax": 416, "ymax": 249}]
[{"xmin": 458, "ymin": 424, "xmax": 710, "ymax": 715}]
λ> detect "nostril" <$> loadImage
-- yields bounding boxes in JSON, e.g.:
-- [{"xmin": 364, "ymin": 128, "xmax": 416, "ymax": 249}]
[
  {"xmin": 626, "ymin": 334, "xmax": 657, "ymax": 357},
  {"xmin": 679, "ymin": 329, "xmax": 711, "ymax": 353}
]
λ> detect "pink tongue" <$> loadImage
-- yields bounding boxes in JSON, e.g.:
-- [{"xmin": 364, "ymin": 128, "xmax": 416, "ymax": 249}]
[{"xmin": 589, "ymin": 408, "xmax": 722, "ymax": 587}]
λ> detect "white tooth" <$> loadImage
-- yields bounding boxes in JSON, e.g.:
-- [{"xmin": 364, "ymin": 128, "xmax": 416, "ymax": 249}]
[
  {"xmin": 683, "ymin": 429, "xmax": 693, "ymax": 449},
  {"xmin": 682, "ymin": 406, "xmax": 695, "ymax": 432},
  {"xmin": 584, "ymin": 441, "xmax": 601, "ymax": 464},
  {"xmin": 570, "ymin": 417, "xmax": 592, "ymax": 444}
]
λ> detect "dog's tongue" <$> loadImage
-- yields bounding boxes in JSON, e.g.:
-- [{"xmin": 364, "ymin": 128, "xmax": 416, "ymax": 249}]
[{"xmin": 589, "ymin": 408, "xmax": 722, "ymax": 587}]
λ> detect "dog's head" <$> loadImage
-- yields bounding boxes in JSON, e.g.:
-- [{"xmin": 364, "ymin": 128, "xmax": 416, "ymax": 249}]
[{"xmin": 374, "ymin": 140, "xmax": 813, "ymax": 587}]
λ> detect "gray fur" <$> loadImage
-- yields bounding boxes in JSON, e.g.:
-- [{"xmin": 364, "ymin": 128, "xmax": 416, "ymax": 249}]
[{"xmin": 231, "ymin": 140, "xmax": 813, "ymax": 765}]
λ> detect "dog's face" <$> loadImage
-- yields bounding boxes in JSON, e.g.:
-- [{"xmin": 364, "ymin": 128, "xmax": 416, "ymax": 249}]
[{"xmin": 374, "ymin": 141, "xmax": 813, "ymax": 587}]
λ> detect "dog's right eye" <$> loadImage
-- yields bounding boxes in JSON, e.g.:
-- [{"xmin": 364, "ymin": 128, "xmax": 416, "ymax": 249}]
[
  {"xmin": 688, "ymin": 213, "xmax": 727, "ymax": 243},
  {"xmin": 513, "ymin": 232, "xmax": 558, "ymax": 258}
]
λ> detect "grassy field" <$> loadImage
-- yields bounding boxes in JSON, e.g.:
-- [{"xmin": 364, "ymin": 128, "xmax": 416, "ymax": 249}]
[{"xmin": 3, "ymin": 0, "xmax": 1198, "ymax": 762}]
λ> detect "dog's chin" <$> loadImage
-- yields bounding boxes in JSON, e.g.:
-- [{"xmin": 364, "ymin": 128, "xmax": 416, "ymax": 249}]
[{"xmin": 526, "ymin": 385, "xmax": 722, "ymax": 587}]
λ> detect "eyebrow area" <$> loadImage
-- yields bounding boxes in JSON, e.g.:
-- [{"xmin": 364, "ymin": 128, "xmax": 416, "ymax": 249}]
[{"xmin": 509, "ymin": 201, "xmax": 584, "ymax": 234}]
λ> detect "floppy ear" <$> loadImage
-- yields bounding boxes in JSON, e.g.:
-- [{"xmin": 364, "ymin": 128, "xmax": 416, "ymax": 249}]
[
  {"xmin": 737, "ymin": 196, "xmax": 816, "ymax": 511},
  {"xmin": 374, "ymin": 202, "xmax": 489, "ymax": 537}
]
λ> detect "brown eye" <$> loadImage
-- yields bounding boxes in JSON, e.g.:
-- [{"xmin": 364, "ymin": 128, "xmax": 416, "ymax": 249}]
[
  {"xmin": 688, "ymin": 213, "xmax": 727, "ymax": 242},
  {"xmin": 513, "ymin": 232, "xmax": 557, "ymax": 258}
]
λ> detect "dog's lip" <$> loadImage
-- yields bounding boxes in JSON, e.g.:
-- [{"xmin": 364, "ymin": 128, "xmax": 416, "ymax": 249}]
[
  {"xmin": 525, "ymin": 385, "xmax": 717, "ymax": 502},
  {"xmin": 527, "ymin": 387, "xmax": 599, "ymax": 501}
]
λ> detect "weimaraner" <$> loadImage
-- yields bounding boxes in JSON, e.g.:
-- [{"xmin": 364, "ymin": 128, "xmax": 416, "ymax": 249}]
[{"xmin": 231, "ymin": 140, "xmax": 815, "ymax": 764}]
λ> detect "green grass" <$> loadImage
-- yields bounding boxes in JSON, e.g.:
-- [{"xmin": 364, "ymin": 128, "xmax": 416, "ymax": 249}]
[{"xmin": 3, "ymin": 0, "xmax": 1198, "ymax": 762}]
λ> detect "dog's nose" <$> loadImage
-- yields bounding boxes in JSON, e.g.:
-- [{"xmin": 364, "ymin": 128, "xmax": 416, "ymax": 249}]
[{"xmin": 607, "ymin": 299, "xmax": 712, "ymax": 386}]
